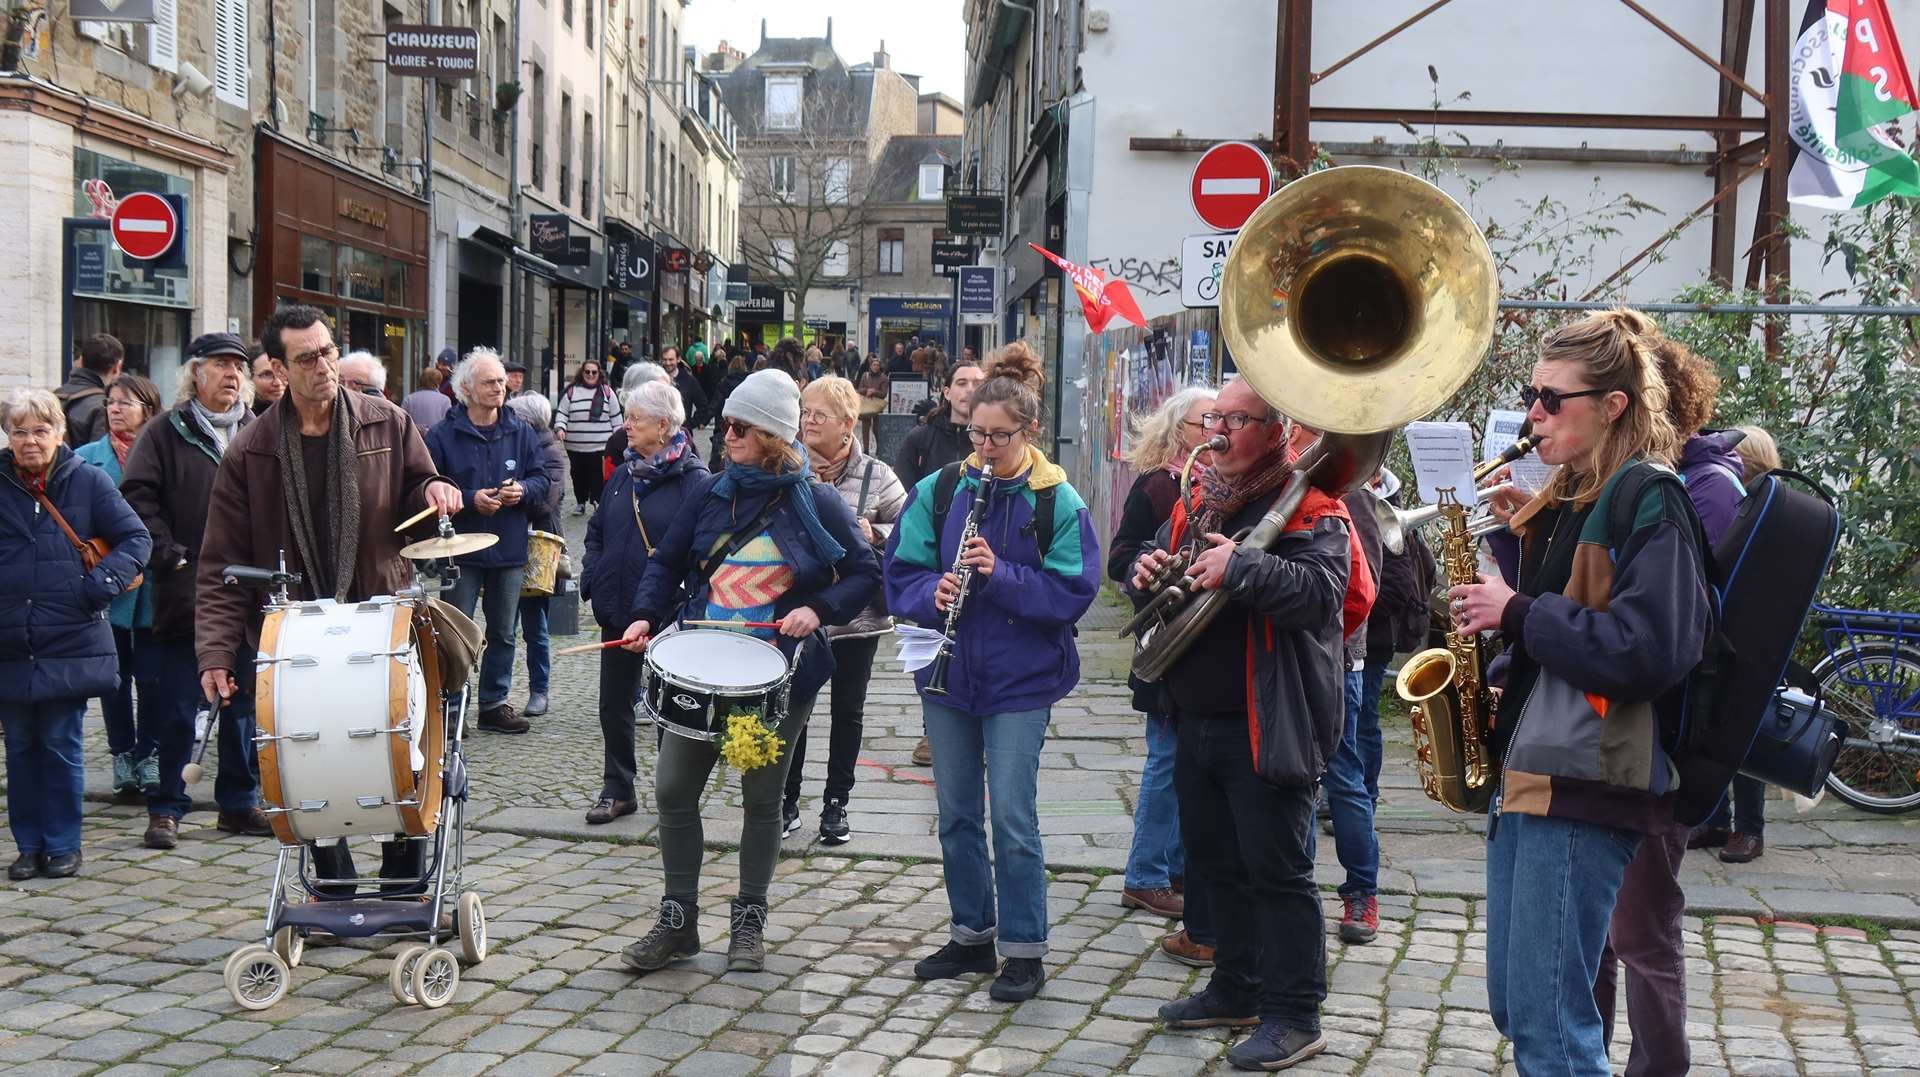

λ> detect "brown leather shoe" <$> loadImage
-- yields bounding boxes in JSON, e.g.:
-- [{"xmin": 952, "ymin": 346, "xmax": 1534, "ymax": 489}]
[
  {"xmin": 143, "ymin": 815, "xmax": 178, "ymax": 850},
  {"xmin": 1161, "ymin": 929, "xmax": 1214, "ymax": 968},
  {"xmin": 911, "ymin": 736, "xmax": 933, "ymax": 767},
  {"xmin": 586, "ymin": 798, "xmax": 638, "ymax": 825},
  {"xmin": 1719, "ymin": 831, "xmax": 1765, "ymax": 863},
  {"xmin": 1687, "ymin": 825, "xmax": 1731, "ymax": 850},
  {"xmin": 216, "ymin": 807, "xmax": 273, "ymax": 837},
  {"xmin": 1122, "ymin": 886, "xmax": 1185, "ymax": 919}
]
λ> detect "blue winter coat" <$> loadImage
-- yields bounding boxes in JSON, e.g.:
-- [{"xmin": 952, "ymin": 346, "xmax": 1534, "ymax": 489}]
[
  {"xmin": 884, "ymin": 456, "xmax": 1101, "ymax": 715},
  {"xmin": 583, "ymin": 447, "xmax": 709, "ymax": 630},
  {"xmin": 0, "ymin": 447, "xmax": 152, "ymax": 701},
  {"xmin": 74, "ymin": 437, "xmax": 156, "ymax": 631},
  {"xmin": 423, "ymin": 405, "xmax": 553, "ymax": 568},
  {"xmin": 632, "ymin": 472, "xmax": 880, "ymax": 700}
]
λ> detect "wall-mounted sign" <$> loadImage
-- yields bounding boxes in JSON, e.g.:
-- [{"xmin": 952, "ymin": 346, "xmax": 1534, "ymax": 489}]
[
  {"xmin": 385, "ymin": 25, "xmax": 479, "ymax": 79},
  {"xmin": 958, "ymin": 266, "xmax": 997, "ymax": 325},
  {"xmin": 339, "ymin": 197, "xmax": 388, "ymax": 229},
  {"xmin": 946, "ymin": 195, "xmax": 1004, "ymax": 238},
  {"xmin": 529, "ymin": 213, "xmax": 589, "ymax": 266},
  {"xmin": 608, "ymin": 229, "xmax": 655, "ymax": 293},
  {"xmin": 737, "ymin": 284, "xmax": 785, "ymax": 323},
  {"xmin": 661, "ymin": 247, "xmax": 690, "ymax": 273},
  {"xmin": 69, "ymin": 0, "xmax": 154, "ymax": 23},
  {"xmin": 931, "ymin": 239, "xmax": 974, "ymax": 273}
]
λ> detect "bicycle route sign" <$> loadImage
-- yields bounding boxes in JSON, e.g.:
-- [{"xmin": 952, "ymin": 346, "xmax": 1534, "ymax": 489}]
[{"xmin": 1181, "ymin": 231, "xmax": 1235, "ymax": 309}]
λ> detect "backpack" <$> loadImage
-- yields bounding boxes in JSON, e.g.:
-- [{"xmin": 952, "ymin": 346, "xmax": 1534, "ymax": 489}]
[
  {"xmin": 929, "ymin": 461, "xmax": 1058, "ymax": 562},
  {"xmin": 1605, "ymin": 464, "xmax": 1840, "ymax": 826}
]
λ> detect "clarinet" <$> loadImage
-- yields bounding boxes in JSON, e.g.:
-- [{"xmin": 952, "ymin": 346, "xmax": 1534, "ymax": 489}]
[{"xmin": 924, "ymin": 461, "xmax": 994, "ymax": 696}]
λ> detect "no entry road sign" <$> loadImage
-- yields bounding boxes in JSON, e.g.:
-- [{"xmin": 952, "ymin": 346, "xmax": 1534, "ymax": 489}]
[
  {"xmin": 110, "ymin": 192, "xmax": 179, "ymax": 261},
  {"xmin": 1189, "ymin": 141, "xmax": 1273, "ymax": 233}
]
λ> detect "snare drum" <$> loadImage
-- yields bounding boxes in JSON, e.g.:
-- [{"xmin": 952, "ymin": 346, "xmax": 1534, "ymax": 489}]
[
  {"xmin": 640, "ymin": 628, "xmax": 792, "ymax": 742},
  {"xmin": 254, "ymin": 597, "xmax": 446, "ymax": 845}
]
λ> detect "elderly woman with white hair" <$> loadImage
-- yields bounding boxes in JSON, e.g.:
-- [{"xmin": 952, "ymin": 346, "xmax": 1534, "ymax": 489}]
[
  {"xmin": 505, "ymin": 391, "xmax": 567, "ymax": 718},
  {"xmin": 582, "ymin": 379, "xmax": 708, "ymax": 825},
  {"xmin": 1, "ymin": 389, "xmax": 151, "ymax": 880},
  {"xmin": 339, "ymin": 350, "xmax": 387, "ymax": 397}
]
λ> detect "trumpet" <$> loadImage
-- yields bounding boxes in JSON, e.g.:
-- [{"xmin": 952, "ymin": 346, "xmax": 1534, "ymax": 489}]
[{"xmin": 1376, "ymin": 436, "xmax": 1536, "ymax": 556}]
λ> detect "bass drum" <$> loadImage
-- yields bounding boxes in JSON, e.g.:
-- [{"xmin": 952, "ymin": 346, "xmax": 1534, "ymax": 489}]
[{"xmin": 255, "ymin": 597, "xmax": 446, "ymax": 845}]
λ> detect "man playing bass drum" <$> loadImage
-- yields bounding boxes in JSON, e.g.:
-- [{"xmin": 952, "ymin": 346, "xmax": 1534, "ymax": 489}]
[{"xmin": 1127, "ymin": 375, "xmax": 1373, "ymax": 1072}]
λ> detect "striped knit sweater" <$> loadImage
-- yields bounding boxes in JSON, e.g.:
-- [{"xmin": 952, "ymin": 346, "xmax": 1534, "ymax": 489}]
[{"xmin": 555, "ymin": 384, "xmax": 619, "ymax": 454}]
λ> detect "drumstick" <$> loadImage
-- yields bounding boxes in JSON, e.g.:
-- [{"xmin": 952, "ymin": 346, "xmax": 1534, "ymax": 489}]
[
  {"xmin": 394, "ymin": 504, "xmax": 440, "ymax": 533},
  {"xmin": 555, "ymin": 639, "xmax": 628, "ymax": 656},
  {"xmin": 680, "ymin": 620, "xmax": 783, "ymax": 630}
]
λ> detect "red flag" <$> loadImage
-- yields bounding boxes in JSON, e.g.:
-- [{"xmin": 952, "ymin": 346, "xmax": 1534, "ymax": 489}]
[{"xmin": 1028, "ymin": 244, "xmax": 1151, "ymax": 333}]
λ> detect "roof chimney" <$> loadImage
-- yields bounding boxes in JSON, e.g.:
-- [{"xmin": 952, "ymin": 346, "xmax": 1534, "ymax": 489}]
[
  {"xmin": 826, "ymin": 17, "xmax": 833, "ymax": 45},
  {"xmin": 874, "ymin": 40, "xmax": 890, "ymax": 70},
  {"xmin": 759, "ymin": 19, "xmax": 766, "ymax": 45}
]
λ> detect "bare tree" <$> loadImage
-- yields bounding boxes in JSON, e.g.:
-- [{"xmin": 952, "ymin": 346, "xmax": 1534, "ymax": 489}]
[{"xmin": 736, "ymin": 85, "xmax": 872, "ymax": 334}]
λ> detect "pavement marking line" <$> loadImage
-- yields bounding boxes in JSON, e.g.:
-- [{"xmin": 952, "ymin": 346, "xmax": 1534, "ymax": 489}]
[{"xmin": 857, "ymin": 756, "xmax": 935, "ymax": 786}]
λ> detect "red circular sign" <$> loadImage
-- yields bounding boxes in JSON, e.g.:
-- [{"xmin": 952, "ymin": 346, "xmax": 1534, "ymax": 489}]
[
  {"xmin": 1190, "ymin": 141, "xmax": 1274, "ymax": 233},
  {"xmin": 111, "ymin": 192, "xmax": 179, "ymax": 261}
]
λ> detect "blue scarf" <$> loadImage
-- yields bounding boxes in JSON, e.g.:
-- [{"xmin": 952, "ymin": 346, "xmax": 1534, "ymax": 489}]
[
  {"xmin": 625, "ymin": 430, "xmax": 690, "ymax": 498},
  {"xmin": 710, "ymin": 439, "xmax": 846, "ymax": 565}
]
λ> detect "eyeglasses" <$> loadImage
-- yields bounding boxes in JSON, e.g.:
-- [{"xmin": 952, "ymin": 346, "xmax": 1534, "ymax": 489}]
[
  {"xmin": 799, "ymin": 408, "xmax": 846, "ymax": 425},
  {"xmin": 722, "ymin": 419, "xmax": 758, "ymax": 439},
  {"xmin": 1200, "ymin": 411, "xmax": 1269, "ymax": 431},
  {"xmin": 1181, "ymin": 419, "xmax": 1210, "ymax": 432},
  {"xmin": 289, "ymin": 344, "xmax": 340, "ymax": 369},
  {"xmin": 1521, "ymin": 385, "xmax": 1610, "ymax": 415},
  {"xmin": 967, "ymin": 427, "xmax": 1020, "ymax": 447}
]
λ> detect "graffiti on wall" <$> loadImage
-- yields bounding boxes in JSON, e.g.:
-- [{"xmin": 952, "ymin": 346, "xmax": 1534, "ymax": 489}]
[{"xmin": 1090, "ymin": 254, "xmax": 1183, "ymax": 296}]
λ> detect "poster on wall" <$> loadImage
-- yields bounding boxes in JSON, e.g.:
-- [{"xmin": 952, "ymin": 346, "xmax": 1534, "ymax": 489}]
[
  {"xmin": 1187, "ymin": 329, "xmax": 1214, "ymax": 386},
  {"xmin": 889, "ymin": 374, "xmax": 929, "ymax": 415}
]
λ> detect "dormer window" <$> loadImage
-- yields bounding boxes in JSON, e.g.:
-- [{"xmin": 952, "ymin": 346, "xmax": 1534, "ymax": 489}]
[{"xmin": 765, "ymin": 76, "xmax": 802, "ymax": 130}]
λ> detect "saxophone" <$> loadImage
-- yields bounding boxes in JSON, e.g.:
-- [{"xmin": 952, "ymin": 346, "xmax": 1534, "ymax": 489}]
[{"xmin": 1394, "ymin": 488, "xmax": 1496, "ymax": 813}]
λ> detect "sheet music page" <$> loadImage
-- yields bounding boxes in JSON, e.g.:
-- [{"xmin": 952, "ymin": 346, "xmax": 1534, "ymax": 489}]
[
  {"xmin": 1484, "ymin": 409, "xmax": 1554, "ymax": 493},
  {"xmin": 1404, "ymin": 421, "xmax": 1479, "ymax": 507}
]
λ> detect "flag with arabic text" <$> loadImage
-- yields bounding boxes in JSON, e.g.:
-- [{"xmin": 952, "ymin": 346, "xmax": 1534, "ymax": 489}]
[
  {"xmin": 1787, "ymin": 0, "xmax": 1920, "ymax": 211},
  {"xmin": 1028, "ymin": 244, "xmax": 1150, "ymax": 333}
]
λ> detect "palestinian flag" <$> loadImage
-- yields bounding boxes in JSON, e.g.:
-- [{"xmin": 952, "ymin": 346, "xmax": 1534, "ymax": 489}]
[{"xmin": 1787, "ymin": 0, "xmax": 1920, "ymax": 210}]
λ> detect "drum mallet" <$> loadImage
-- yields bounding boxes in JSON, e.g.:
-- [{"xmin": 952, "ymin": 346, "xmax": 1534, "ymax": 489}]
[{"xmin": 182, "ymin": 703, "xmax": 218, "ymax": 784}]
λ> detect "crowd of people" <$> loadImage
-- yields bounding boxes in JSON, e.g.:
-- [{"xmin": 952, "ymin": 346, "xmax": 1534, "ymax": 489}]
[{"xmin": 4, "ymin": 305, "xmax": 1795, "ymax": 1072}]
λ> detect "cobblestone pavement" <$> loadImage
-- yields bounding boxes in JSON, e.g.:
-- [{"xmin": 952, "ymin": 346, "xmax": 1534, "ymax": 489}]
[{"xmin": 10, "ymin": 505, "xmax": 1919, "ymax": 1075}]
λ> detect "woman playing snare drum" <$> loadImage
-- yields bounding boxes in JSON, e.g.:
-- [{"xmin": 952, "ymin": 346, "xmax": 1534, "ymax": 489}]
[{"xmin": 617, "ymin": 369, "xmax": 879, "ymax": 975}]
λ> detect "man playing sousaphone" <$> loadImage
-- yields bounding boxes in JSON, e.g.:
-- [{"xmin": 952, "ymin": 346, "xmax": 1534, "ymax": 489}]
[{"xmin": 197, "ymin": 304, "xmax": 464, "ymax": 889}]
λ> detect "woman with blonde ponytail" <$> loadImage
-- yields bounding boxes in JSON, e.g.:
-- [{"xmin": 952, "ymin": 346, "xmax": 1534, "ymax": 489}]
[{"xmin": 1450, "ymin": 309, "xmax": 1712, "ymax": 1075}]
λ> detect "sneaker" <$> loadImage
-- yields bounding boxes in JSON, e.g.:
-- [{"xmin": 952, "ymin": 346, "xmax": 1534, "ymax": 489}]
[
  {"xmin": 621, "ymin": 898, "xmax": 700, "ymax": 972},
  {"xmin": 477, "ymin": 704, "xmax": 530, "ymax": 734},
  {"xmin": 727, "ymin": 899, "xmax": 769, "ymax": 972},
  {"xmin": 1719, "ymin": 832, "xmax": 1765, "ymax": 863},
  {"xmin": 911, "ymin": 736, "xmax": 933, "ymax": 766},
  {"xmin": 1339, "ymin": 893, "xmax": 1379, "ymax": 944},
  {"xmin": 989, "ymin": 957, "xmax": 1045, "ymax": 1002},
  {"xmin": 1226, "ymin": 1022, "xmax": 1327, "ymax": 1071},
  {"xmin": 111, "ymin": 752, "xmax": 140, "ymax": 799},
  {"xmin": 1160, "ymin": 929, "xmax": 1215, "ymax": 968},
  {"xmin": 1121, "ymin": 886, "xmax": 1184, "ymax": 919},
  {"xmin": 143, "ymin": 815, "xmax": 179, "ymax": 850},
  {"xmin": 781, "ymin": 802, "xmax": 802, "ymax": 838},
  {"xmin": 1158, "ymin": 987, "xmax": 1259, "ymax": 1030},
  {"xmin": 134, "ymin": 752, "xmax": 161, "ymax": 795},
  {"xmin": 524, "ymin": 692, "xmax": 549, "ymax": 718},
  {"xmin": 819, "ymin": 801, "xmax": 851, "ymax": 846},
  {"xmin": 216, "ymin": 807, "xmax": 274, "ymax": 837},
  {"xmin": 574, "ymin": 503, "xmax": 588, "ymax": 516},
  {"xmin": 913, "ymin": 940, "xmax": 996, "ymax": 980}
]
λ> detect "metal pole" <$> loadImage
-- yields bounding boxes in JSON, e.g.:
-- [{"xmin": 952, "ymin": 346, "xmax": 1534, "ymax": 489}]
[
  {"xmin": 507, "ymin": 0, "xmax": 523, "ymax": 376},
  {"xmin": 1499, "ymin": 299, "xmax": 1920, "ymax": 317},
  {"xmin": 422, "ymin": 0, "xmax": 437, "ymax": 363}
]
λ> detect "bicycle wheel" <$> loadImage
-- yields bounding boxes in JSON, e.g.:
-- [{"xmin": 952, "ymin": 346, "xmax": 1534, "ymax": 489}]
[{"xmin": 1813, "ymin": 640, "xmax": 1920, "ymax": 814}]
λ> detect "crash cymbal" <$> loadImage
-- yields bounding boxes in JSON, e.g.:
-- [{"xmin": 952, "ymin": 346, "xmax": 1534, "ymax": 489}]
[{"xmin": 399, "ymin": 532, "xmax": 500, "ymax": 560}]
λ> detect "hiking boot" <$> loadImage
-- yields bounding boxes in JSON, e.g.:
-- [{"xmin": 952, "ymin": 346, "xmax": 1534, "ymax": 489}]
[
  {"xmin": 1687, "ymin": 824, "xmax": 1730, "ymax": 850},
  {"xmin": 727, "ymin": 899, "xmax": 769, "ymax": 972},
  {"xmin": 217, "ymin": 807, "xmax": 274, "ymax": 837},
  {"xmin": 111, "ymin": 752, "xmax": 140, "ymax": 800},
  {"xmin": 819, "ymin": 800, "xmax": 851, "ymax": 846},
  {"xmin": 135, "ymin": 752, "xmax": 161, "ymax": 796},
  {"xmin": 477, "ymin": 704, "xmax": 530, "ymax": 734},
  {"xmin": 143, "ymin": 815, "xmax": 179, "ymax": 850},
  {"xmin": 586, "ymin": 798, "xmax": 637, "ymax": 825},
  {"xmin": 1719, "ymin": 831, "xmax": 1765, "ymax": 863},
  {"xmin": 911, "ymin": 736, "xmax": 933, "ymax": 766},
  {"xmin": 621, "ymin": 898, "xmax": 700, "ymax": 972},
  {"xmin": 1159, "ymin": 987, "xmax": 1259, "ymax": 1030},
  {"xmin": 781, "ymin": 801, "xmax": 802, "ymax": 838},
  {"xmin": 913, "ymin": 940, "xmax": 995, "ymax": 980},
  {"xmin": 1227, "ymin": 1023, "xmax": 1327, "ymax": 1071},
  {"xmin": 1122, "ymin": 886, "xmax": 1184, "ymax": 919},
  {"xmin": 1161, "ymin": 929, "xmax": 1215, "ymax": 968},
  {"xmin": 1339, "ymin": 893, "xmax": 1379, "ymax": 944},
  {"xmin": 524, "ymin": 692, "xmax": 549, "ymax": 718},
  {"xmin": 989, "ymin": 957, "xmax": 1045, "ymax": 1002}
]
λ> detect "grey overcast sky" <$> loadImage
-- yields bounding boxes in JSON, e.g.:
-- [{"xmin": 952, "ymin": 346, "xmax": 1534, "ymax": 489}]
[{"xmin": 681, "ymin": 1, "xmax": 967, "ymax": 101}]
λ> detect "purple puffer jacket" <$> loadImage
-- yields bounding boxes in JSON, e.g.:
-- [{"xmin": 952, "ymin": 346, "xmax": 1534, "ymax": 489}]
[{"xmin": 1677, "ymin": 430, "xmax": 1747, "ymax": 547}]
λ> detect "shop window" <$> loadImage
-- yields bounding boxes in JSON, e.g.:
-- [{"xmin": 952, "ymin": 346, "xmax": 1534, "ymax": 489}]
[
  {"xmin": 300, "ymin": 236, "xmax": 335, "ymax": 294},
  {"xmin": 878, "ymin": 228, "xmax": 904, "ymax": 275},
  {"xmin": 337, "ymin": 245, "xmax": 388, "ymax": 305}
]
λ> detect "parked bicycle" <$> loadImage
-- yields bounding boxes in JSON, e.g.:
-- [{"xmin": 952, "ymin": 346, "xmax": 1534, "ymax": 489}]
[{"xmin": 1810, "ymin": 603, "xmax": 1920, "ymax": 814}]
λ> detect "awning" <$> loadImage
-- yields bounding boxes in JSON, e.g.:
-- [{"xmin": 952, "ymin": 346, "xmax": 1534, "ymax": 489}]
[
  {"xmin": 458, "ymin": 216, "xmax": 514, "ymax": 251},
  {"xmin": 511, "ymin": 245, "xmax": 560, "ymax": 280}
]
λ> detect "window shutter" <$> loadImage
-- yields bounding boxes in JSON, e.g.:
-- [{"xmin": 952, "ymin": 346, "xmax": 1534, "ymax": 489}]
[
  {"xmin": 213, "ymin": 0, "xmax": 250, "ymax": 108},
  {"xmin": 147, "ymin": 0, "xmax": 178, "ymax": 73}
]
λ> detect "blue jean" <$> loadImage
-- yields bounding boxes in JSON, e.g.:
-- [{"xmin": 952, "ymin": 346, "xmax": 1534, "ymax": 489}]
[
  {"xmin": 1124, "ymin": 713, "xmax": 1185, "ymax": 890},
  {"xmin": 1486, "ymin": 811, "xmax": 1641, "ymax": 1077},
  {"xmin": 1307, "ymin": 669, "xmax": 1379, "ymax": 896},
  {"xmin": 2, "ymin": 699, "xmax": 87, "ymax": 856},
  {"xmin": 922, "ymin": 700, "xmax": 1051, "ymax": 958},
  {"xmin": 1357, "ymin": 652, "xmax": 1390, "ymax": 801},
  {"xmin": 101, "ymin": 627, "xmax": 136, "ymax": 756},
  {"xmin": 448, "ymin": 564, "xmax": 526, "ymax": 709},
  {"xmin": 1704, "ymin": 774, "xmax": 1767, "ymax": 837},
  {"xmin": 134, "ymin": 631, "xmax": 259, "ymax": 818},
  {"xmin": 519, "ymin": 594, "xmax": 551, "ymax": 695}
]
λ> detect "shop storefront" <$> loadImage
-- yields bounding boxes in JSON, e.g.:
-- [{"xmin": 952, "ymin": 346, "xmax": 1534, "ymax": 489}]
[
  {"xmin": 65, "ymin": 147, "xmax": 196, "ymax": 402},
  {"xmin": 656, "ymin": 233, "xmax": 691, "ymax": 355},
  {"xmin": 734, "ymin": 285, "xmax": 785, "ymax": 350},
  {"xmin": 869, "ymin": 296, "xmax": 955, "ymax": 361},
  {"xmin": 257, "ymin": 132, "xmax": 428, "ymax": 395},
  {"xmin": 605, "ymin": 221, "xmax": 655, "ymax": 353}
]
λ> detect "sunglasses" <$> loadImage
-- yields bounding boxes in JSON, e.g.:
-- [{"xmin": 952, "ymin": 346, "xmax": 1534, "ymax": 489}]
[
  {"xmin": 722, "ymin": 419, "xmax": 759, "ymax": 439},
  {"xmin": 1521, "ymin": 385, "xmax": 1609, "ymax": 415}
]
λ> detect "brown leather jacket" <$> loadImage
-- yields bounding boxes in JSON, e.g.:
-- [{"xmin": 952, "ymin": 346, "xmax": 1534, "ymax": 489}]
[{"xmin": 195, "ymin": 391, "xmax": 451, "ymax": 675}]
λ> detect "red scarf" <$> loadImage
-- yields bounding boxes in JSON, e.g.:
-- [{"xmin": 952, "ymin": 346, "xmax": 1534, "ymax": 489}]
[
  {"xmin": 110, "ymin": 429, "xmax": 137, "ymax": 468},
  {"xmin": 14, "ymin": 465, "xmax": 47, "ymax": 497}
]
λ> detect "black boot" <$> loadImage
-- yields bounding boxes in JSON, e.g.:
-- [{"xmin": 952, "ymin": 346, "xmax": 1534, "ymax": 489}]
[
  {"xmin": 621, "ymin": 898, "xmax": 700, "ymax": 972},
  {"xmin": 378, "ymin": 838, "xmax": 428, "ymax": 897},
  {"xmin": 309, "ymin": 839, "xmax": 358, "ymax": 898}
]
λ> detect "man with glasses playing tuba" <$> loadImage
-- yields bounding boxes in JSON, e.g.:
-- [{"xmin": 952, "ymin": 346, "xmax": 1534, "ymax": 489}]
[{"xmin": 1127, "ymin": 375, "xmax": 1371, "ymax": 1072}]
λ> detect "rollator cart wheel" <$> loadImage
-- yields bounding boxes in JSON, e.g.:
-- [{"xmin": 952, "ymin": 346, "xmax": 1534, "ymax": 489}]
[
  {"xmin": 411, "ymin": 947, "xmax": 461, "ymax": 1008},
  {"xmin": 456, "ymin": 892, "xmax": 488, "ymax": 964},
  {"xmin": 390, "ymin": 944, "xmax": 429, "ymax": 1005},
  {"xmin": 223, "ymin": 943, "xmax": 269, "ymax": 984},
  {"xmin": 271, "ymin": 926, "xmax": 304, "ymax": 968},
  {"xmin": 225, "ymin": 948, "xmax": 291, "ymax": 1010}
]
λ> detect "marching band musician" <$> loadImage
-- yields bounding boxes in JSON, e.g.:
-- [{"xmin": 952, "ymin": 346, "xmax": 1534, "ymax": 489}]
[
  {"xmin": 616, "ymin": 368, "xmax": 878, "ymax": 976},
  {"xmin": 883, "ymin": 344, "xmax": 1099, "ymax": 1004},
  {"xmin": 1454, "ymin": 310, "xmax": 1711, "ymax": 1076},
  {"xmin": 1129, "ymin": 375, "xmax": 1367, "ymax": 1073}
]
